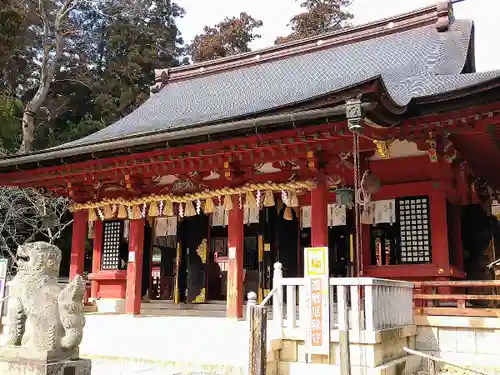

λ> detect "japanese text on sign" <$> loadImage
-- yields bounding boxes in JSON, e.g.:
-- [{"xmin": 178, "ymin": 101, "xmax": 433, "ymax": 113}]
[
  {"xmin": 304, "ymin": 247, "xmax": 330, "ymax": 355},
  {"xmin": 310, "ymin": 278, "xmax": 323, "ymax": 347}
]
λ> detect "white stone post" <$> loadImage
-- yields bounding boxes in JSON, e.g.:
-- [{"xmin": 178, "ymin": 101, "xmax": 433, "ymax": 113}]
[
  {"xmin": 272, "ymin": 262, "xmax": 283, "ymax": 336},
  {"xmin": 247, "ymin": 291, "xmax": 257, "ymax": 319}
]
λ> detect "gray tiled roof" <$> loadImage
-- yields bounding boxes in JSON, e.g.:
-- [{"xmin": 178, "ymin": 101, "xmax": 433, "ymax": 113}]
[{"xmin": 66, "ymin": 19, "xmax": 500, "ymax": 148}]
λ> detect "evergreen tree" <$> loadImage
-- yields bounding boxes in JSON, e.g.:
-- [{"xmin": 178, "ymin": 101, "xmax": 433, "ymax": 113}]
[
  {"xmin": 0, "ymin": 0, "xmax": 187, "ymax": 152},
  {"xmin": 276, "ymin": 0, "xmax": 353, "ymax": 44},
  {"xmin": 187, "ymin": 12, "xmax": 263, "ymax": 63}
]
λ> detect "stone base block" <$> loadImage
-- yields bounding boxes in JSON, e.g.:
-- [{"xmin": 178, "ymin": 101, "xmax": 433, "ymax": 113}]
[
  {"xmin": 0, "ymin": 347, "xmax": 80, "ymax": 363},
  {"xmin": 93, "ymin": 298, "xmax": 125, "ymax": 314},
  {"xmin": 279, "ymin": 354, "xmax": 421, "ymax": 375},
  {"xmin": 0, "ymin": 358, "xmax": 91, "ymax": 375}
]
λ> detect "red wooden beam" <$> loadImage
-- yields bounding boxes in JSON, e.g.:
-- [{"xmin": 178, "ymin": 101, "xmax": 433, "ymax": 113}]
[{"xmin": 6, "ymin": 136, "xmax": 360, "ymax": 189}]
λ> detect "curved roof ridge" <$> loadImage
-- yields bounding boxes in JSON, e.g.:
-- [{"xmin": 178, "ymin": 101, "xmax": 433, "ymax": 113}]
[{"xmin": 154, "ymin": 3, "xmax": 442, "ymax": 85}]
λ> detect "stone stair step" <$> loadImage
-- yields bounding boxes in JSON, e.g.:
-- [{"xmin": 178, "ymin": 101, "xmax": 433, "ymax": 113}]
[
  {"xmin": 140, "ymin": 308, "xmax": 227, "ymax": 318},
  {"xmin": 142, "ymin": 301, "xmax": 227, "ymax": 311}
]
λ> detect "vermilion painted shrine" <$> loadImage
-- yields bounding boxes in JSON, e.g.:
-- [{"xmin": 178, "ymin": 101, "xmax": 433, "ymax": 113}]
[{"xmin": 1, "ymin": 1, "xmax": 500, "ymax": 318}]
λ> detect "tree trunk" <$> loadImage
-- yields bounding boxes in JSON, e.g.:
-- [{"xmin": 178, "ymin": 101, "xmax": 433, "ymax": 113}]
[
  {"xmin": 16, "ymin": 0, "xmax": 76, "ymax": 154},
  {"xmin": 19, "ymin": 110, "xmax": 35, "ymax": 154}
]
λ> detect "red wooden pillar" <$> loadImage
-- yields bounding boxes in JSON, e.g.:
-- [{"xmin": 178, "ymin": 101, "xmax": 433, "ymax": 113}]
[
  {"xmin": 453, "ymin": 203, "xmax": 464, "ymax": 271},
  {"xmin": 227, "ymin": 196, "xmax": 244, "ymax": 319},
  {"xmin": 430, "ymin": 188, "xmax": 450, "ymax": 278},
  {"xmin": 311, "ymin": 174, "xmax": 328, "ymax": 247},
  {"xmin": 90, "ymin": 220, "xmax": 103, "ymax": 299},
  {"xmin": 125, "ymin": 218, "xmax": 145, "ymax": 315},
  {"xmin": 70, "ymin": 210, "xmax": 87, "ymax": 280}
]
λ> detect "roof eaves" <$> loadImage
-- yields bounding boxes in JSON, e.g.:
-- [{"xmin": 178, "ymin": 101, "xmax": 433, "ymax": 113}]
[
  {"xmin": 413, "ymin": 75, "xmax": 500, "ymax": 105},
  {"xmin": 0, "ymin": 104, "xmax": 378, "ymax": 170}
]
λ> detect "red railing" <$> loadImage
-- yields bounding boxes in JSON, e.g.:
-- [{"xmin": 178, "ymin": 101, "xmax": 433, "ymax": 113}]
[{"xmin": 413, "ymin": 280, "xmax": 500, "ymax": 317}]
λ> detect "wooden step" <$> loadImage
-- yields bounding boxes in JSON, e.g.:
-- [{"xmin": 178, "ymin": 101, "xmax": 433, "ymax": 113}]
[
  {"xmin": 142, "ymin": 301, "xmax": 227, "ymax": 311},
  {"xmin": 140, "ymin": 308, "xmax": 227, "ymax": 318}
]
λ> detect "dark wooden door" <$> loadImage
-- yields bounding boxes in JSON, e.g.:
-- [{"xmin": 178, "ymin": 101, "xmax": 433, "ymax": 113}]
[{"xmin": 179, "ymin": 214, "xmax": 209, "ymax": 303}]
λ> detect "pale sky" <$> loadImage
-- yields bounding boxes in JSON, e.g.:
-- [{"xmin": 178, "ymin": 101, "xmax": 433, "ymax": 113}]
[{"xmin": 177, "ymin": 0, "xmax": 499, "ymax": 72}]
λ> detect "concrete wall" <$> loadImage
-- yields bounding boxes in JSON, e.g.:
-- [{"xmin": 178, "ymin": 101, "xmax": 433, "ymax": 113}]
[
  {"xmin": 278, "ymin": 326, "xmax": 421, "ymax": 375},
  {"xmin": 415, "ymin": 315, "xmax": 500, "ymax": 371},
  {"xmin": 77, "ymin": 315, "xmax": 421, "ymax": 375}
]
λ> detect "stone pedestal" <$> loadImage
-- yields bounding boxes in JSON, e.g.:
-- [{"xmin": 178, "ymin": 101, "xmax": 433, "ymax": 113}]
[
  {"xmin": 0, "ymin": 358, "xmax": 91, "ymax": 375},
  {"xmin": 0, "ymin": 347, "xmax": 91, "ymax": 375}
]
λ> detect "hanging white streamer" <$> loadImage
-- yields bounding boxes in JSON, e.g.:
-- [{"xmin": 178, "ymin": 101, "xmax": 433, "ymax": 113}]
[
  {"xmin": 256, "ymin": 190, "xmax": 262, "ymax": 208},
  {"xmin": 97, "ymin": 208, "xmax": 104, "ymax": 221}
]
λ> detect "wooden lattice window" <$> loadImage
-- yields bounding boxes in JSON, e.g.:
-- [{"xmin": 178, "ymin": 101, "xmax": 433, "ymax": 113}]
[
  {"xmin": 398, "ymin": 196, "xmax": 432, "ymax": 264},
  {"xmin": 101, "ymin": 221, "xmax": 123, "ymax": 270}
]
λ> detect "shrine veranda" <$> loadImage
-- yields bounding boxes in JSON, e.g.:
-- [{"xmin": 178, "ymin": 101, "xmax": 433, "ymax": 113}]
[{"xmin": 1, "ymin": 1, "xmax": 500, "ymax": 318}]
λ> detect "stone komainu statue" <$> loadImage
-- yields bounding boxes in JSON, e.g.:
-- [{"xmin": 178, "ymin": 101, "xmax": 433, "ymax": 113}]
[{"xmin": 5, "ymin": 242, "xmax": 86, "ymax": 352}]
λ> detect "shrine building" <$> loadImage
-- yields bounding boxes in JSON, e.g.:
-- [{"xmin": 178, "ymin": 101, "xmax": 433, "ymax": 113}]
[{"xmin": 1, "ymin": 1, "xmax": 500, "ymax": 318}]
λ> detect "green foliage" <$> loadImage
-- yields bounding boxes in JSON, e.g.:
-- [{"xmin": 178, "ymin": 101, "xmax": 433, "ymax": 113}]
[
  {"xmin": 0, "ymin": 92, "xmax": 22, "ymax": 153},
  {"xmin": 187, "ymin": 12, "xmax": 263, "ymax": 63},
  {"xmin": 0, "ymin": 0, "xmax": 354, "ymax": 152},
  {"xmin": 276, "ymin": 0, "xmax": 353, "ymax": 44},
  {"xmin": 0, "ymin": 0, "xmax": 187, "ymax": 152}
]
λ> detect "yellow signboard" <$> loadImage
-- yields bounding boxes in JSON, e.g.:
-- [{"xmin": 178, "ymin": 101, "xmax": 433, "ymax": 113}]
[{"xmin": 305, "ymin": 247, "xmax": 328, "ymax": 277}]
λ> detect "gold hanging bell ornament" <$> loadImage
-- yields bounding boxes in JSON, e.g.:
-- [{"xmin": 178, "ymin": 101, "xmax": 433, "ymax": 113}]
[
  {"xmin": 283, "ymin": 206, "xmax": 293, "ymax": 221},
  {"xmin": 163, "ymin": 200, "xmax": 174, "ymax": 217},
  {"xmin": 117, "ymin": 205, "xmax": 128, "ymax": 219},
  {"xmin": 224, "ymin": 195, "xmax": 233, "ymax": 211},
  {"xmin": 263, "ymin": 190, "xmax": 275, "ymax": 207},
  {"xmin": 184, "ymin": 201, "xmax": 196, "ymax": 217},
  {"xmin": 103, "ymin": 205, "xmax": 114, "ymax": 220},
  {"xmin": 204, "ymin": 197, "xmax": 215, "ymax": 214},
  {"xmin": 148, "ymin": 201, "xmax": 160, "ymax": 217},
  {"xmin": 288, "ymin": 191, "xmax": 299, "ymax": 208},
  {"xmin": 131, "ymin": 205, "xmax": 142, "ymax": 220},
  {"xmin": 88, "ymin": 208, "xmax": 97, "ymax": 222},
  {"xmin": 246, "ymin": 191, "xmax": 257, "ymax": 208},
  {"xmin": 87, "ymin": 221, "xmax": 95, "ymax": 239}
]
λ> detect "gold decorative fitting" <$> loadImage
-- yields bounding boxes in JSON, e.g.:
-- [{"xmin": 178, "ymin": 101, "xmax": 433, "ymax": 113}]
[
  {"xmin": 163, "ymin": 200, "xmax": 174, "ymax": 216},
  {"xmin": 204, "ymin": 197, "xmax": 215, "ymax": 214},
  {"xmin": 103, "ymin": 205, "xmax": 114, "ymax": 220},
  {"xmin": 288, "ymin": 191, "xmax": 299, "ymax": 207},
  {"xmin": 224, "ymin": 195, "xmax": 233, "ymax": 211},
  {"xmin": 184, "ymin": 201, "xmax": 196, "ymax": 217},
  {"xmin": 283, "ymin": 207, "xmax": 293, "ymax": 221},
  {"xmin": 197, "ymin": 239, "xmax": 207, "ymax": 263},
  {"xmin": 193, "ymin": 288, "xmax": 206, "ymax": 304},
  {"xmin": 148, "ymin": 201, "xmax": 160, "ymax": 217},
  {"xmin": 246, "ymin": 191, "xmax": 257, "ymax": 209},
  {"xmin": 263, "ymin": 190, "xmax": 275, "ymax": 207},
  {"xmin": 373, "ymin": 139, "xmax": 392, "ymax": 159},
  {"xmin": 88, "ymin": 208, "xmax": 97, "ymax": 222},
  {"xmin": 117, "ymin": 205, "xmax": 127, "ymax": 219},
  {"xmin": 130, "ymin": 206, "xmax": 142, "ymax": 220}
]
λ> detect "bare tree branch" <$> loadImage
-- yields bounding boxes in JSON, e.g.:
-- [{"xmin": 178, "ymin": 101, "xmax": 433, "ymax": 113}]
[{"xmin": 0, "ymin": 187, "xmax": 73, "ymax": 277}]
